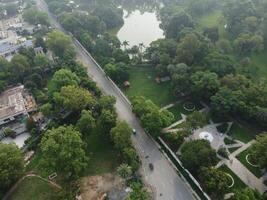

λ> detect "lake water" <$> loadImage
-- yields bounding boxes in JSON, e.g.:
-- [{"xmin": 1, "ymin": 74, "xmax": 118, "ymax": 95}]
[{"xmin": 117, "ymin": 9, "xmax": 164, "ymax": 48}]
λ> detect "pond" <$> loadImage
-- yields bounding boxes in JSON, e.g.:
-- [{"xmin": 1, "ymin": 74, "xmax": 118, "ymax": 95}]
[{"xmin": 117, "ymin": 9, "xmax": 164, "ymax": 48}]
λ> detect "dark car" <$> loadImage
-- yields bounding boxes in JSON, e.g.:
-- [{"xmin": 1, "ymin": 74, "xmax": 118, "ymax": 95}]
[{"xmin": 149, "ymin": 163, "xmax": 154, "ymax": 171}]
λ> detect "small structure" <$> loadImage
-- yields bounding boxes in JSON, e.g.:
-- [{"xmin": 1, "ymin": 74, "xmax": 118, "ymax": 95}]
[
  {"xmin": 0, "ymin": 40, "xmax": 33, "ymax": 61},
  {"xmin": 199, "ymin": 131, "xmax": 214, "ymax": 143},
  {"xmin": 0, "ymin": 85, "xmax": 37, "ymax": 126},
  {"xmin": 155, "ymin": 76, "xmax": 171, "ymax": 84},
  {"xmin": 34, "ymin": 47, "xmax": 44, "ymax": 55},
  {"xmin": 123, "ymin": 81, "xmax": 130, "ymax": 88}
]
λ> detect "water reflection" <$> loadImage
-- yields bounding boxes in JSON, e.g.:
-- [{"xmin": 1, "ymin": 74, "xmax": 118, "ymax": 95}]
[{"xmin": 117, "ymin": 9, "xmax": 164, "ymax": 47}]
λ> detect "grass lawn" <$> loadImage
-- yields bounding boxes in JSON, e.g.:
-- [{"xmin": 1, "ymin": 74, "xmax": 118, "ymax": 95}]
[
  {"xmin": 197, "ymin": 10, "xmax": 227, "ymax": 39},
  {"xmin": 228, "ymin": 147, "xmax": 240, "ymax": 154},
  {"xmin": 8, "ymin": 176, "xmax": 59, "ymax": 200},
  {"xmin": 224, "ymin": 137, "xmax": 236, "ymax": 145},
  {"xmin": 250, "ymin": 50, "xmax": 267, "ymax": 78},
  {"xmin": 228, "ymin": 123, "xmax": 255, "ymax": 143},
  {"xmin": 217, "ymin": 123, "xmax": 229, "ymax": 133},
  {"xmin": 124, "ymin": 68, "xmax": 175, "ymax": 106},
  {"xmin": 83, "ymin": 130, "xmax": 120, "ymax": 176},
  {"xmin": 236, "ymin": 148, "xmax": 262, "ymax": 178},
  {"xmin": 27, "ymin": 130, "xmax": 120, "ymax": 178},
  {"xmin": 219, "ymin": 165, "xmax": 247, "ymax": 192}
]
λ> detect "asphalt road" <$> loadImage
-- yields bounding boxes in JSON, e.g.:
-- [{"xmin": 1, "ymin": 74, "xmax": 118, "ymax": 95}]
[{"xmin": 35, "ymin": 1, "xmax": 196, "ymax": 199}]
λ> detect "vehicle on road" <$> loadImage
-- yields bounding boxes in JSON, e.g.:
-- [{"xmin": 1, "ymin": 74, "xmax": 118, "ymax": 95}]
[
  {"xmin": 132, "ymin": 129, "xmax": 137, "ymax": 135},
  {"xmin": 149, "ymin": 163, "xmax": 154, "ymax": 171}
]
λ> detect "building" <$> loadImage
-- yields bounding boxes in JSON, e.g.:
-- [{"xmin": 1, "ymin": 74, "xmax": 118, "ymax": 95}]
[
  {"xmin": 0, "ymin": 85, "xmax": 36, "ymax": 126},
  {"xmin": 0, "ymin": 39, "xmax": 33, "ymax": 61}
]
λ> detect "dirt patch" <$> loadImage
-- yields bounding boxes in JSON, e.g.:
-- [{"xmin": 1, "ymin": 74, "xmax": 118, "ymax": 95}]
[{"xmin": 80, "ymin": 173, "xmax": 127, "ymax": 200}]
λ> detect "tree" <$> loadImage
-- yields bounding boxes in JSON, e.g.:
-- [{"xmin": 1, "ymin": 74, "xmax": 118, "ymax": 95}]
[
  {"xmin": 0, "ymin": 143, "xmax": 24, "ymax": 190},
  {"xmin": 203, "ymin": 52, "xmax": 236, "ymax": 77},
  {"xmin": 50, "ymin": 69, "xmax": 80, "ymax": 92},
  {"xmin": 76, "ymin": 110, "xmax": 95, "ymax": 135},
  {"xmin": 232, "ymin": 188, "xmax": 263, "ymax": 200},
  {"xmin": 104, "ymin": 62, "xmax": 129, "ymax": 83},
  {"xmin": 199, "ymin": 167, "xmax": 229, "ymax": 199},
  {"xmin": 176, "ymin": 33, "xmax": 209, "ymax": 65},
  {"xmin": 117, "ymin": 163, "xmax": 132, "ymax": 180},
  {"xmin": 185, "ymin": 111, "xmax": 208, "ymax": 131},
  {"xmin": 23, "ymin": 7, "xmax": 49, "ymax": 26},
  {"xmin": 40, "ymin": 125, "xmax": 88, "ymax": 178},
  {"xmin": 250, "ymin": 132, "xmax": 267, "ymax": 170},
  {"xmin": 10, "ymin": 54, "xmax": 30, "ymax": 82},
  {"xmin": 203, "ymin": 27, "xmax": 219, "ymax": 43},
  {"xmin": 180, "ymin": 140, "xmax": 217, "ymax": 174},
  {"xmin": 190, "ymin": 71, "xmax": 220, "ymax": 99},
  {"xmin": 234, "ymin": 34, "xmax": 264, "ymax": 56},
  {"xmin": 54, "ymin": 85, "xmax": 96, "ymax": 112},
  {"xmin": 122, "ymin": 40, "xmax": 129, "ymax": 50},
  {"xmin": 110, "ymin": 121, "xmax": 132, "ymax": 151},
  {"xmin": 122, "ymin": 148, "xmax": 140, "ymax": 171},
  {"xmin": 98, "ymin": 109, "xmax": 117, "ymax": 135},
  {"xmin": 165, "ymin": 11, "xmax": 194, "ymax": 40},
  {"xmin": 46, "ymin": 30, "xmax": 73, "ymax": 57},
  {"xmin": 126, "ymin": 182, "xmax": 150, "ymax": 200}
]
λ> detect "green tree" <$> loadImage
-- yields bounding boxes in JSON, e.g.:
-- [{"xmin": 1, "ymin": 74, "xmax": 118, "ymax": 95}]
[
  {"xmin": 185, "ymin": 111, "xmax": 208, "ymax": 131},
  {"xmin": 250, "ymin": 132, "xmax": 267, "ymax": 170},
  {"xmin": 126, "ymin": 182, "xmax": 150, "ymax": 200},
  {"xmin": 23, "ymin": 7, "xmax": 49, "ymax": 25},
  {"xmin": 234, "ymin": 34, "xmax": 264, "ymax": 56},
  {"xmin": 203, "ymin": 52, "xmax": 236, "ymax": 77},
  {"xmin": 117, "ymin": 163, "xmax": 132, "ymax": 180},
  {"xmin": 110, "ymin": 121, "xmax": 132, "ymax": 151},
  {"xmin": 165, "ymin": 11, "xmax": 194, "ymax": 39},
  {"xmin": 180, "ymin": 140, "xmax": 217, "ymax": 174},
  {"xmin": 76, "ymin": 110, "xmax": 95, "ymax": 135},
  {"xmin": 199, "ymin": 167, "xmax": 229, "ymax": 199},
  {"xmin": 40, "ymin": 125, "xmax": 88, "ymax": 178},
  {"xmin": 46, "ymin": 30, "xmax": 73, "ymax": 57},
  {"xmin": 98, "ymin": 109, "xmax": 117, "ymax": 135},
  {"xmin": 10, "ymin": 54, "xmax": 30, "ymax": 82},
  {"xmin": 0, "ymin": 143, "xmax": 24, "ymax": 190},
  {"xmin": 50, "ymin": 69, "xmax": 80, "ymax": 92},
  {"xmin": 122, "ymin": 148, "xmax": 140, "ymax": 172},
  {"xmin": 232, "ymin": 188, "xmax": 263, "ymax": 200},
  {"xmin": 191, "ymin": 71, "xmax": 220, "ymax": 99},
  {"xmin": 54, "ymin": 85, "xmax": 96, "ymax": 112}
]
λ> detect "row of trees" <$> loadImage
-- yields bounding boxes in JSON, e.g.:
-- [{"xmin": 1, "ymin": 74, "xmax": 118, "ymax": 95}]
[{"xmin": 132, "ymin": 96, "xmax": 174, "ymax": 137}]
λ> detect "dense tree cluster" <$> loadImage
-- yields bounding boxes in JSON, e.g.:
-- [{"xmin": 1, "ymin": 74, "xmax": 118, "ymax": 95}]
[{"xmin": 132, "ymin": 96, "xmax": 174, "ymax": 136}]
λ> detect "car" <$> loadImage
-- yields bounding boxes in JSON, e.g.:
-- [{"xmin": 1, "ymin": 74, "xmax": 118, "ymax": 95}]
[
  {"xmin": 149, "ymin": 163, "xmax": 154, "ymax": 171},
  {"xmin": 132, "ymin": 129, "xmax": 137, "ymax": 135}
]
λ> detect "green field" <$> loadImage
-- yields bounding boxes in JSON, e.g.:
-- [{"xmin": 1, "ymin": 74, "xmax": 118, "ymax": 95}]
[
  {"xmin": 124, "ymin": 68, "xmax": 175, "ymax": 106},
  {"xmin": 8, "ymin": 177, "xmax": 59, "ymax": 200},
  {"xmin": 236, "ymin": 148, "xmax": 262, "ymax": 178},
  {"xmin": 83, "ymin": 130, "xmax": 120, "ymax": 176},
  {"xmin": 228, "ymin": 123, "xmax": 255, "ymax": 143},
  {"xmin": 197, "ymin": 10, "xmax": 227, "ymax": 38},
  {"xmin": 219, "ymin": 165, "xmax": 247, "ymax": 192}
]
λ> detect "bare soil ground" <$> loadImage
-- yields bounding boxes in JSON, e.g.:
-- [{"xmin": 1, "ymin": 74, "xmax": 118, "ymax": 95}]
[{"xmin": 80, "ymin": 173, "xmax": 126, "ymax": 200}]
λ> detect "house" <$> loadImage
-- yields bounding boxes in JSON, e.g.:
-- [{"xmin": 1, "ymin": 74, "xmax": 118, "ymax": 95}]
[
  {"xmin": 0, "ymin": 85, "xmax": 37, "ymax": 126},
  {"xmin": 0, "ymin": 39, "xmax": 33, "ymax": 61}
]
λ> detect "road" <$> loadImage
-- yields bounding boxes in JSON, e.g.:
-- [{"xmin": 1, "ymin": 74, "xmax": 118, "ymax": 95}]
[{"xmin": 35, "ymin": 0, "xmax": 195, "ymax": 199}]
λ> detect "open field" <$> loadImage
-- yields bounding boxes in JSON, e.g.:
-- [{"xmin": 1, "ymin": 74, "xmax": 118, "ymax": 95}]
[
  {"xmin": 228, "ymin": 123, "xmax": 255, "ymax": 143},
  {"xmin": 8, "ymin": 176, "xmax": 58, "ymax": 200},
  {"xmin": 83, "ymin": 130, "xmax": 120, "ymax": 176},
  {"xmin": 197, "ymin": 10, "xmax": 227, "ymax": 39},
  {"xmin": 124, "ymin": 67, "xmax": 175, "ymax": 106}
]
